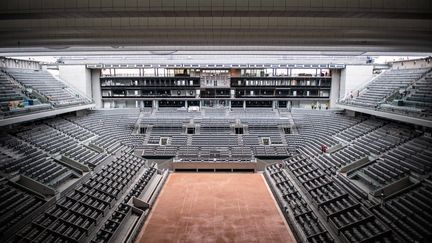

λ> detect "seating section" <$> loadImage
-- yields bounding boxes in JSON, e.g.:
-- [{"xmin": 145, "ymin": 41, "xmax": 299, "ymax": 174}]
[
  {"xmin": 178, "ymin": 146, "xmax": 255, "ymax": 162},
  {"xmin": 389, "ymin": 71, "xmax": 432, "ymax": 119},
  {"xmin": 346, "ymin": 68, "xmax": 429, "ymax": 107},
  {"xmin": 279, "ymin": 156, "xmax": 395, "ymax": 242},
  {"xmin": 192, "ymin": 134, "xmax": 238, "ymax": 146},
  {"xmin": 0, "ymin": 67, "xmax": 94, "ymax": 119},
  {"xmin": 66, "ymin": 109, "xmax": 144, "ymax": 153},
  {"xmin": 334, "ymin": 119, "xmax": 385, "ymax": 142},
  {"xmin": 312, "ymin": 123, "xmax": 416, "ymax": 175},
  {"xmin": 266, "ymin": 164, "xmax": 334, "ymax": 242},
  {"xmin": 0, "ymin": 72, "xmax": 24, "ymax": 110},
  {"xmin": 14, "ymin": 152, "xmax": 150, "ymax": 242},
  {"xmin": 340, "ymin": 68, "xmax": 432, "ymax": 120},
  {"xmin": 6, "ymin": 68, "xmax": 90, "ymax": 107},
  {"xmin": 0, "ymin": 178, "xmax": 44, "ymax": 236},
  {"xmin": 248, "ymin": 124, "xmax": 283, "ymax": 144},
  {"xmin": 14, "ymin": 124, "xmax": 108, "ymax": 168},
  {"xmin": 140, "ymin": 114, "xmax": 291, "ymax": 160},
  {"xmin": 371, "ymin": 179, "xmax": 432, "ymax": 242},
  {"xmin": 279, "ymin": 109, "xmax": 432, "ymax": 242},
  {"xmin": 291, "ymin": 109, "xmax": 361, "ymax": 156},
  {"xmin": 0, "ymin": 135, "xmax": 74, "ymax": 187},
  {"xmin": 0, "ymin": 71, "xmax": 51, "ymax": 117},
  {"xmin": 93, "ymin": 167, "xmax": 157, "ymax": 242},
  {"xmin": 1, "ymin": 106, "xmax": 431, "ymax": 242},
  {"xmin": 405, "ymin": 72, "xmax": 432, "ymax": 107},
  {"xmin": 355, "ymin": 135, "xmax": 432, "ymax": 188},
  {"xmin": 45, "ymin": 118, "xmax": 96, "ymax": 142},
  {"xmin": 229, "ymin": 108, "xmax": 278, "ymax": 118}
]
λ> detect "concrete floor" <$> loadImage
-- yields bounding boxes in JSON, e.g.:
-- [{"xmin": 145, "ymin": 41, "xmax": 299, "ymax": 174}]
[{"xmin": 137, "ymin": 173, "xmax": 295, "ymax": 243}]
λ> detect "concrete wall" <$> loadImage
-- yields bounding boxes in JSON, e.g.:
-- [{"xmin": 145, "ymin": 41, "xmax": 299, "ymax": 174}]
[
  {"xmin": 0, "ymin": 57, "xmax": 40, "ymax": 69},
  {"xmin": 91, "ymin": 69, "xmax": 102, "ymax": 108},
  {"xmin": 329, "ymin": 69, "xmax": 341, "ymax": 108},
  {"xmin": 59, "ymin": 65, "xmax": 92, "ymax": 97},
  {"xmin": 392, "ymin": 58, "xmax": 432, "ymax": 69},
  {"xmin": 340, "ymin": 65, "xmax": 374, "ymax": 99}
]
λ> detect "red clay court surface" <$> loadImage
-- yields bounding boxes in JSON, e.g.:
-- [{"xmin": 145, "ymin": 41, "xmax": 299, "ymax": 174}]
[{"xmin": 137, "ymin": 173, "xmax": 296, "ymax": 243}]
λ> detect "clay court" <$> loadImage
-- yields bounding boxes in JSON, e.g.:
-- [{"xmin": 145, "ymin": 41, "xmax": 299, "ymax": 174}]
[{"xmin": 137, "ymin": 173, "xmax": 295, "ymax": 243}]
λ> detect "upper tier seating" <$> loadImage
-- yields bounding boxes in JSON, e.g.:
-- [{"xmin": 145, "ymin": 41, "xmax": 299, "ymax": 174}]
[
  {"xmin": 405, "ymin": 72, "xmax": 432, "ymax": 109},
  {"xmin": 5, "ymin": 69, "xmax": 90, "ymax": 107},
  {"xmin": 346, "ymin": 68, "xmax": 429, "ymax": 107},
  {"xmin": 0, "ymin": 72, "xmax": 24, "ymax": 108},
  {"xmin": 385, "ymin": 71, "xmax": 432, "ymax": 119},
  {"xmin": 0, "ymin": 72, "xmax": 51, "ymax": 117}
]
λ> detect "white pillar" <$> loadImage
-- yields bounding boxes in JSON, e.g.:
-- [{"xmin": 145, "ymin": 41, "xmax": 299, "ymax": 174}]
[
  {"xmin": 329, "ymin": 69, "xmax": 341, "ymax": 108},
  {"xmin": 91, "ymin": 69, "xmax": 102, "ymax": 108}
]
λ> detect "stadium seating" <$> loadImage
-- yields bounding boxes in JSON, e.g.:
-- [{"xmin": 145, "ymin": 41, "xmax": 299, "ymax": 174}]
[
  {"xmin": 0, "ymin": 105, "xmax": 431, "ymax": 242},
  {"xmin": 266, "ymin": 163, "xmax": 334, "ymax": 243},
  {"xmin": 274, "ymin": 156, "xmax": 396, "ymax": 242},
  {"xmin": 45, "ymin": 118, "xmax": 96, "ymax": 141},
  {"xmin": 371, "ymin": 178, "xmax": 432, "ymax": 242},
  {"xmin": 0, "ymin": 72, "xmax": 24, "ymax": 107},
  {"xmin": 383, "ymin": 70, "xmax": 432, "ymax": 119},
  {"xmin": 15, "ymin": 124, "xmax": 108, "ymax": 168},
  {"xmin": 277, "ymin": 108, "xmax": 432, "ymax": 243},
  {"xmin": 5, "ymin": 69, "xmax": 90, "ymax": 107},
  {"xmin": 0, "ymin": 71, "xmax": 51, "ymax": 117},
  {"xmin": 0, "ymin": 135, "xmax": 74, "ymax": 187},
  {"xmin": 14, "ymin": 152, "xmax": 153, "ymax": 242},
  {"xmin": 66, "ymin": 109, "xmax": 144, "ymax": 153},
  {"xmin": 345, "ymin": 68, "xmax": 429, "ymax": 107},
  {"xmin": 290, "ymin": 109, "xmax": 361, "ymax": 156},
  {"xmin": 92, "ymin": 167, "xmax": 157, "ymax": 242},
  {"xmin": 355, "ymin": 135, "xmax": 432, "ymax": 188},
  {"xmin": 0, "ymin": 178, "xmax": 44, "ymax": 237},
  {"xmin": 340, "ymin": 68, "xmax": 432, "ymax": 120}
]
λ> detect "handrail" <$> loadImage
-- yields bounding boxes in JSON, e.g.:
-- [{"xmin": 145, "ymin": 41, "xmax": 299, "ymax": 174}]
[
  {"xmin": 378, "ymin": 67, "xmax": 432, "ymax": 105},
  {"xmin": 0, "ymin": 69, "xmax": 51, "ymax": 104},
  {"xmin": 400, "ymin": 67, "xmax": 432, "ymax": 98},
  {"xmin": 341, "ymin": 70, "xmax": 388, "ymax": 102},
  {"xmin": 50, "ymin": 73, "xmax": 93, "ymax": 103}
]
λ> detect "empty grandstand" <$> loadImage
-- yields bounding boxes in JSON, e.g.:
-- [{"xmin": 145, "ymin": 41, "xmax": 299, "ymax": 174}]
[{"xmin": 1, "ymin": 1, "xmax": 432, "ymax": 243}]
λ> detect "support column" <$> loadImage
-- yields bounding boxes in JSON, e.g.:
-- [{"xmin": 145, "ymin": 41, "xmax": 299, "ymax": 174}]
[
  {"xmin": 329, "ymin": 69, "xmax": 341, "ymax": 109},
  {"xmin": 91, "ymin": 69, "xmax": 102, "ymax": 109},
  {"xmin": 243, "ymin": 100, "xmax": 246, "ymax": 110}
]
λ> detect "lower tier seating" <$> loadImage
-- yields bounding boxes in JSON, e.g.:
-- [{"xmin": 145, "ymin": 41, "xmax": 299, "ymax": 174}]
[
  {"xmin": 14, "ymin": 152, "xmax": 150, "ymax": 242},
  {"xmin": 0, "ymin": 178, "xmax": 44, "ymax": 236},
  {"xmin": 371, "ymin": 179, "xmax": 432, "ymax": 242}
]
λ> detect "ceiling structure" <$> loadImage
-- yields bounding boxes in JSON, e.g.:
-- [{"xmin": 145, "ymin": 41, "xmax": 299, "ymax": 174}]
[{"xmin": 0, "ymin": 0, "xmax": 431, "ymax": 55}]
